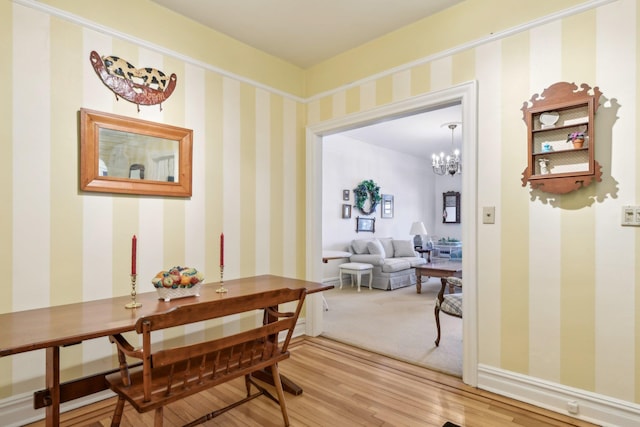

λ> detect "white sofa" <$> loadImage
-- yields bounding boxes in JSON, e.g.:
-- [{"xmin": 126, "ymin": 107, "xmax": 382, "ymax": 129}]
[{"xmin": 348, "ymin": 237, "xmax": 427, "ymax": 290}]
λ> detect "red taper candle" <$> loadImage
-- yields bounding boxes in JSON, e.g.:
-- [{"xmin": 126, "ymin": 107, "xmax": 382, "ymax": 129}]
[
  {"xmin": 220, "ymin": 233, "xmax": 224, "ymax": 266},
  {"xmin": 131, "ymin": 235, "xmax": 137, "ymax": 275}
]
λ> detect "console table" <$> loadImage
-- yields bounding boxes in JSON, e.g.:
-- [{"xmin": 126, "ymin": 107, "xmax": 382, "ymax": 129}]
[
  {"xmin": 322, "ymin": 250, "xmax": 352, "ymax": 263},
  {"xmin": 0, "ymin": 275, "xmax": 332, "ymax": 427}
]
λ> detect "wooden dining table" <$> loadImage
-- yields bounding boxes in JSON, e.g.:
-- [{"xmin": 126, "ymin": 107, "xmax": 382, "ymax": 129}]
[{"xmin": 0, "ymin": 274, "xmax": 331, "ymax": 427}]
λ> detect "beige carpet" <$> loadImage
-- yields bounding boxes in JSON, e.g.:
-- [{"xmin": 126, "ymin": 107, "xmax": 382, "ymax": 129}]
[{"xmin": 321, "ymin": 277, "xmax": 462, "ymax": 377}]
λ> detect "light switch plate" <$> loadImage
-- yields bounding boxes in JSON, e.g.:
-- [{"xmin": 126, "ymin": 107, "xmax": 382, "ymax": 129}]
[
  {"xmin": 621, "ymin": 206, "xmax": 639, "ymax": 226},
  {"xmin": 482, "ymin": 206, "xmax": 495, "ymax": 224}
]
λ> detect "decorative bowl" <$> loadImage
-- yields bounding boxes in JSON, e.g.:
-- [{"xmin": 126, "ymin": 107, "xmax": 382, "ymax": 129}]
[{"xmin": 152, "ymin": 266, "xmax": 204, "ymax": 302}]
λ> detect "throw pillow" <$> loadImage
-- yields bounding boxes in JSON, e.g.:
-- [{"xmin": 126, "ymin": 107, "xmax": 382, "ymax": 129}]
[
  {"xmin": 366, "ymin": 239, "xmax": 386, "ymax": 258},
  {"xmin": 378, "ymin": 237, "xmax": 394, "ymax": 258},
  {"xmin": 351, "ymin": 239, "xmax": 372, "ymax": 254},
  {"xmin": 393, "ymin": 239, "xmax": 416, "ymax": 257}
]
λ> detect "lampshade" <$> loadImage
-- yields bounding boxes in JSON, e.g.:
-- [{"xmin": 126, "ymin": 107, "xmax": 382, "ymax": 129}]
[{"xmin": 409, "ymin": 221, "xmax": 427, "ymax": 235}]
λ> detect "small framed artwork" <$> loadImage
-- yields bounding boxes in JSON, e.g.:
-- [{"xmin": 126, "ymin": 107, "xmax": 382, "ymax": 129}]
[
  {"xmin": 342, "ymin": 189, "xmax": 350, "ymax": 201},
  {"xmin": 356, "ymin": 216, "xmax": 375, "ymax": 233},
  {"xmin": 381, "ymin": 194, "xmax": 394, "ymax": 218},
  {"xmin": 342, "ymin": 204, "xmax": 351, "ymax": 219}
]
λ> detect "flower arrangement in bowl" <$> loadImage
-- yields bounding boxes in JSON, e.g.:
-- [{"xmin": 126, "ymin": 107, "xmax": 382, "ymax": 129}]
[
  {"xmin": 152, "ymin": 266, "xmax": 205, "ymax": 302},
  {"xmin": 566, "ymin": 131, "xmax": 586, "ymax": 148}
]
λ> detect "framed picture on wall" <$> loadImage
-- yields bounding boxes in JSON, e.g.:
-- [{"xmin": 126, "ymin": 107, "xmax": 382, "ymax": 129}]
[
  {"xmin": 342, "ymin": 189, "xmax": 350, "ymax": 201},
  {"xmin": 342, "ymin": 204, "xmax": 351, "ymax": 219},
  {"xmin": 381, "ymin": 194, "xmax": 393, "ymax": 218},
  {"xmin": 356, "ymin": 216, "xmax": 375, "ymax": 233}
]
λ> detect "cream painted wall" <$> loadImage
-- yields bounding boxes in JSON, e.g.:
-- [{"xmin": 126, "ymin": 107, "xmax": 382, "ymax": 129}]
[
  {"xmin": 305, "ymin": 0, "xmax": 640, "ymax": 422},
  {"xmin": 304, "ymin": 0, "xmax": 592, "ymax": 96},
  {"xmin": 35, "ymin": 0, "xmax": 306, "ymax": 97},
  {"xmin": 1, "ymin": 0, "xmax": 306, "ymax": 412},
  {"xmin": 2, "ymin": 0, "xmax": 640, "ymax": 425}
]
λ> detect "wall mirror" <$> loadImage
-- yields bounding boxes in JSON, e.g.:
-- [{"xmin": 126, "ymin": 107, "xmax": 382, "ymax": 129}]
[
  {"xmin": 80, "ymin": 108, "xmax": 193, "ymax": 197},
  {"xmin": 381, "ymin": 194, "xmax": 394, "ymax": 218},
  {"xmin": 443, "ymin": 191, "xmax": 461, "ymax": 223}
]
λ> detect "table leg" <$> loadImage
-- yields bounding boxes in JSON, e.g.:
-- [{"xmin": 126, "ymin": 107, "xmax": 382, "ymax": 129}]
[
  {"xmin": 45, "ymin": 346, "xmax": 60, "ymax": 427},
  {"xmin": 416, "ymin": 270, "xmax": 422, "ymax": 294}
]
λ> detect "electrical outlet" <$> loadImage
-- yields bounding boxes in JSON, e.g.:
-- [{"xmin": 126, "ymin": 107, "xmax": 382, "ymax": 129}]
[{"xmin": 567, "ymin": 400, "xmax": 579, "ymax": 414}]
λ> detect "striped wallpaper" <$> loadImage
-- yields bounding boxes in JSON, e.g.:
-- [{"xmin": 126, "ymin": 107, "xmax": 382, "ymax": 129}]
[
  {"xmin": 3, "ymin": 1, "xmax": 305, "ymax": 400},
  {"xmin": 2, "ymin": 0, "xmax": 639, "ymax": 424},
  {"xmin": 305, "ymin": 0, "xmax": 639, "ymax": 413}
]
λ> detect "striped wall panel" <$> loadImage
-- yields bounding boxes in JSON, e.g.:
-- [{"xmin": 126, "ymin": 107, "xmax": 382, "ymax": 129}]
[
  {"xmin": 2, "ymin": 0, "xmax": 639, "ymax": 424},
  {"xmin": 306, "ymin": 0, "xmax": 639, "ymax": 408},
  {"xmin": 3, "ymin": 2, "xmax": 304, "ymax": 399}
]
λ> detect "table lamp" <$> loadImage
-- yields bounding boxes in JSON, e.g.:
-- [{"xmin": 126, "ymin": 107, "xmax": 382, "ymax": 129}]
[{"xmin": 409, "ymin": 221, "xmax": 427, "ymax": 249}]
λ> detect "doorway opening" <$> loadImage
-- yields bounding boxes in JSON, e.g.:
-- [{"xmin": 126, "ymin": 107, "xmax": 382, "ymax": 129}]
[{"xmin": 305, "ymin": 82, "xmax": 478, "ymax": 386}]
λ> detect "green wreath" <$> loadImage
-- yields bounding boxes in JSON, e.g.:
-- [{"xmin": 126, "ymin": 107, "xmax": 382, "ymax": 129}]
[{"xmin": 354, "ymin": 179, "xmax": 381, "ymax": 215}]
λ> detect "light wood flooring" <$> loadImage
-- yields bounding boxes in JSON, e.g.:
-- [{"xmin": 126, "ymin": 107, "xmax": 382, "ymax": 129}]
[{"xmin": 25, "ymin": 337, "xmax": 598, "ymax": 427}]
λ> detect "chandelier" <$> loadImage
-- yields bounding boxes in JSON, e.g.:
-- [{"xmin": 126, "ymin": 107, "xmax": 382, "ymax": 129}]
[{"xmin": 432, "ymin": 123, "xmax": 461, "ymax": 176}]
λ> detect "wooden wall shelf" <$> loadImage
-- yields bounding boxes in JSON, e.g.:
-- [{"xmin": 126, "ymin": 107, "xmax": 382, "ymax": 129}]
[{"xmin": 521, "ymin": 82, "xmax": 603, "ymax": 194}]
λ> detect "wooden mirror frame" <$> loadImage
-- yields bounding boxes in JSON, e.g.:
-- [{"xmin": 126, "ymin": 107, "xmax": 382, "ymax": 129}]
[{"xmin": 80, "ymin": 108, "xmax": 193, "ymax": 197}]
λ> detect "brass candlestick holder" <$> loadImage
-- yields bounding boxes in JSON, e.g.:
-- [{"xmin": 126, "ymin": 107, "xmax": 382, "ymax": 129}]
[
  {"xmin": 125, "ymin": 274, "xmax": 142, "ymax": 308},
  {"xmin": 216, "ymin": 265, "xmax": 227, "ymax": 293}
]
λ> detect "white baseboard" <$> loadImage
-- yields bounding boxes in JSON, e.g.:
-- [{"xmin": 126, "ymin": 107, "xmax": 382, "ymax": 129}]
[
  {"xmin": 478, "ymin": 364, "xmax": 640, "ymax": 427},
  {"xmin": 292, "ymin": 318, "xmax": 306, "ymax": 338},
  {"xmin": 0, "ymin": 389, "xmax": 115, "ymax": 427}
]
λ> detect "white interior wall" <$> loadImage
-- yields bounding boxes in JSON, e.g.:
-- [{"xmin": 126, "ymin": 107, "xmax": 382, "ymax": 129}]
[
  {"xmin": 321, "ymin": 133, "xmax": 438, "ymax": 278},
  {"xmin": 433, "ymin": 174, "xmax": 462, "ymax": 241}
]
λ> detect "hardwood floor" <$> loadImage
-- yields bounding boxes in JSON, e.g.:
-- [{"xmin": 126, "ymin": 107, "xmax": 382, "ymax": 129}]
[{"xmin": 25, "ymin": 337, "xmax": 598, "ymax": 427}]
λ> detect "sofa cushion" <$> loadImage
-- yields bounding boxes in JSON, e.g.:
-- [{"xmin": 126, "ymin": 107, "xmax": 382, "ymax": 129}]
[
  {"xmin": 351, "ymin": 239, "xmax": 373, "ymax": 254},
  {"xmin": 392, "ymin": 240, "xmax": 416, "ymax": 257},
  {"xmin": 378, "ymin": 237, "xmax": 394, "ymax": 258},
  {"xmin": 405, "ymin": 257, "xmax": 427, "ymax": 267},
  {"xmin": 367, "ymin": 239, "xmax": 386, "ymax": 257},
  {"xmin": 380, "ymin": 258, "xmax": 411, "ymax": 273},
  {"xmin": 349, "ymin": 253, "xmax": 384, "ymax": 266}
]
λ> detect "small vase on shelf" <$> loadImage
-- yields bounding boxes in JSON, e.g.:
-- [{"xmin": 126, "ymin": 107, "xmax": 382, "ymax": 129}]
[
  {"xmin": 567, "ymin": 131, "xmax": 586, "ymax": 149},
  {"xmin": 538, "ymin": 158, "xmax": 550, "ymax": 175}
]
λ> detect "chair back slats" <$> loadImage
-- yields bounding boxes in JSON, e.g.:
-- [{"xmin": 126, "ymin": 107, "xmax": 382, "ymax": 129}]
[
  {"xmin": 109, "ymin": 287, "xmax": 307, "ymax": 412},
  {"xmin": 150, "ymin": 317, "xmax": 295, "ymax": 368}
]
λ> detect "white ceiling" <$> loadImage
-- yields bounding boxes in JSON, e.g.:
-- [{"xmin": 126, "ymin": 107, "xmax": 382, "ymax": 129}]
[
  {"xmin": 150, "ymin": 0, "xmax": 464, "ymax": 159},
  {"xmin": 151, "ymin": 0, "xmax": 463, "ymax": 69},
  {"xmin": 340, "ymin": 103, "xmax": 462, "ymax": 160}
]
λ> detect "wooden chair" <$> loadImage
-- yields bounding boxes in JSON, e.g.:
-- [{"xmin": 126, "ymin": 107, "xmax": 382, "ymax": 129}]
[
  {"xmin": 434, "ymin": 277, "xmax": 462, "ymax": 346},
  {"xmin": 105, "ymin": 287, "xmax": 306, "ymax": 427}
]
